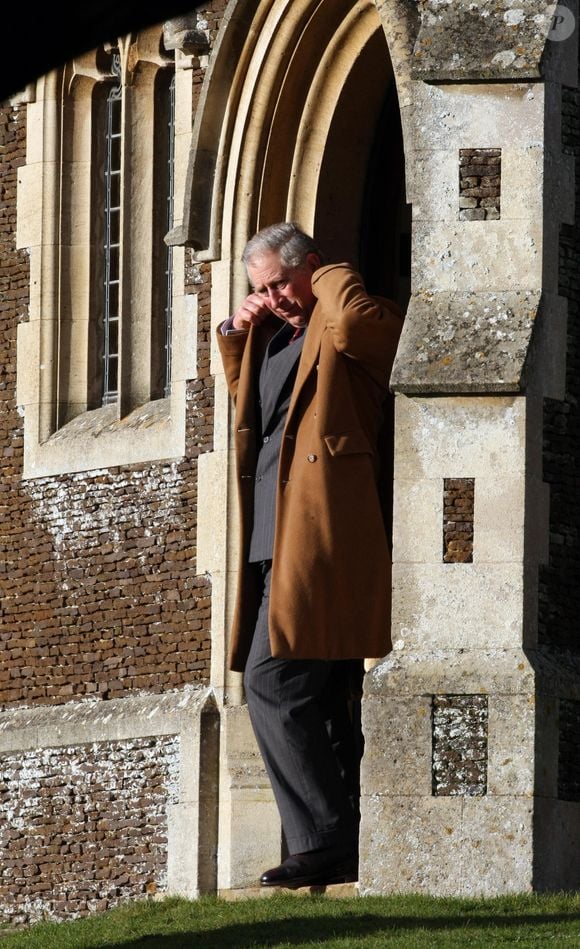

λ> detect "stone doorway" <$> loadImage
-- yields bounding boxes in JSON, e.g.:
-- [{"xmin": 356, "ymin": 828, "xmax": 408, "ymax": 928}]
[{"xmin": 179, "ymin": 0, "xmax": 413, "ymax": 892}]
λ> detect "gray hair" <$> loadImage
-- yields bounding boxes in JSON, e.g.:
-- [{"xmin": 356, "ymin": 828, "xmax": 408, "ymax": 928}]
[{"xmin": 242, "ymin": 222, "xmax": 322, "ymax": 270}]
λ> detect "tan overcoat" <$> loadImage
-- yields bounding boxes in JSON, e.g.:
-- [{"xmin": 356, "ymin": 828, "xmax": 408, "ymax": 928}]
[{"xmin": 217, "ymin": 263, "xmax": 404, "ymax": 672}]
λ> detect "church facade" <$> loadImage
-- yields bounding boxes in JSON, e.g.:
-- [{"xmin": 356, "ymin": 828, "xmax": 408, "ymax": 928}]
[{"xmin": 1, "ymin": 0, "xmax": 579, "ymax": 925}]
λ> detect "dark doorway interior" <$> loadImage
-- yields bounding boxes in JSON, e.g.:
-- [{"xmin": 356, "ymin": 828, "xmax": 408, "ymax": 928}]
[
  {"xmin": 313, "ymin": 26, "xmax": 410, "ymax": 315},
  {"xmin": 359, "ymin": 81, "xmax": 411, "ymax": 313}
]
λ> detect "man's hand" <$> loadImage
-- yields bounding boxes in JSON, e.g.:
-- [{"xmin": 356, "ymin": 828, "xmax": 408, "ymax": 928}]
[{"xmin": 232, "ymin": 293, "xmax": 273, "ymax": 330}]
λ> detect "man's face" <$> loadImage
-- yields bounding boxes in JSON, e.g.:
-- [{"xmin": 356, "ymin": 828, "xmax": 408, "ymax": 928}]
[{"xmin": 246, "ymin": 249, "xmax": 320, "ymax": 329}]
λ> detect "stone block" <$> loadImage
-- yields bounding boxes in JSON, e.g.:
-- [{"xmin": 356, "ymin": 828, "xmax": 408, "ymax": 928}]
[
  {"xmin": 394, "ymin": 395, "xmax": 525, "ymax": 480},
  {"xmin": 217, "ymin": 706, "xmax": 280, "ymax": 890},
  {"xmin": 487, "ymin": 693, "xmax": 537, "ymax": 796},
  {"xmin": 412, "ymin": 219, "xmax": 542, "ymax": 292},
  {"xmin": 210, "ymin": 259, "xmax": 235, "ymax": 375},
  {"xmin": 474, "ymin": 475, "xmax": 526, "ymax": 563},
  {"xmin": 407, "ymin": 148, "xmax": 458, "ymax": 219},
  {"xmin": 365, "ymin": 647, "xmax": 537, "ymax": 700},
  {"xmin": 360, "ymin": 792, "xmax": 536, "ymax": 897},
  {"xmin": 167, "ymin": 802, "xmax": 203, "ymax": 897},
  {"xmin": 16, "ymin": 162, "xmax": 46, "ymax": 250},
  {"xmin": 409, "ymin": 81, "xmax": 543, "ymax": 153},
  {"xmin": 534, "ymin": 798, "xmax": 580, "ymax": 891},
  {"xmin": 392, "ymin": 477, "xmax": 442, "ymax": 563},
  {"xmin": 459, "ymin": 208, "xmax": 487, "ymax": 221},
  {"xmin": 359, "ymin": 794, "xmax": 465, "ymax": 895},
  {"xmin": 410, "ymin": 2, "xmax": 554, "ymax": 82},
  {"xmin": 16, "ymin": 322, "xmax": 41, "ymax": 407},
  {"xmin": 170, "ymin": 287, "xmax": 198, "ymax": 383},
  {"xmin": 392, "ymin": 289, "xmax": 542, "ymax": 393},
  {"xmin": 197, "ymin": 449, "xmax": 228, "ymax": 575},
  {"xmin": 361, "ymin": 693, "xmax": 432, "ymax": 797},
  {"xmin": 219, "ymin": 792, "xmax": 280, "ymax": 890},
  {"xmin": 213, "ymin": 373, "xmax": 234, "ymax": 453},
  {"xmin": 392, "ymin": 562, "xmax": 524, "ymax": 650},
  {"xmin": 459, "ymin": 796, "xmax": 535, "ymax": 895},
  {"xmin": 22, "ymin": 100, "xmax": 47, "ymax": 165}
]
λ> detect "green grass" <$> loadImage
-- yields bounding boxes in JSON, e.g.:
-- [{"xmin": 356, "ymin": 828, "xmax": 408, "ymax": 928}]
[{"xmin": 1, "ymin": 892, "xmax": 580, "ymax": 949}]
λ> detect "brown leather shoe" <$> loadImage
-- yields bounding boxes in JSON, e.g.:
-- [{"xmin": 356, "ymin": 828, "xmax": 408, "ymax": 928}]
[{"xmin": 260, "ymin": 848, "xmax": 358, "ymax": 888}]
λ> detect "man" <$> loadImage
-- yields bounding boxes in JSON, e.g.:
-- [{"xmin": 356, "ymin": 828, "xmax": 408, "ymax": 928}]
[{"xmin": 217, "ymin": 222, "xmax": 403, "ymax": 888}]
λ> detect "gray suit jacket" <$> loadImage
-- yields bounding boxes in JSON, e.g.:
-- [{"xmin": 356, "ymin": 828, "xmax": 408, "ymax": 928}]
[{"xmin": 248, "ymin": 323, "xmax": 305, "ymax": 562}]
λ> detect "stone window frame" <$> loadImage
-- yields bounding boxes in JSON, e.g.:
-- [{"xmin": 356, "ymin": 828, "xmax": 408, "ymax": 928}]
[{"xmin": 15, "ymin": 25, "xmax": 198, "ymax": 479}]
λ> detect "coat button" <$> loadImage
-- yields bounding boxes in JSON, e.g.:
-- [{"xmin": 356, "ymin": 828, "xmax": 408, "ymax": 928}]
[{"xmin": 307, "ymin": 453, "xmax": 317, "ymax": 463}]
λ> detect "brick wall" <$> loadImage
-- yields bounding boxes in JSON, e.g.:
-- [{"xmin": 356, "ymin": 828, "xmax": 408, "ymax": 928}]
[
  {"xmin": 0, "ymin": 735, "xmax": 180, "ymax": 926},
  {"xmin": 442, "ymin": 478, "xmax": 474, "ymax": 563}
]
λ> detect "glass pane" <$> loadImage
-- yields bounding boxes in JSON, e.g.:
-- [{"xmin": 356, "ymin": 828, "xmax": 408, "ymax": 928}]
[
  {"xmin": 108, "ymin": 318, "xmax": 119, "ymax": 355},
  {"xmin": 108, "ymin": 282, "xmax": 119, "ymax": 317},
  {"xmin": 108, "ymin": 247, "xmax": 119, "ymax": 283},
  {"xmin": 110, "ymin": 133, "xmax": 121, "ymax": 172},
  {"xmin": 108, "ymin": 355, "xmax": 118, "ymax": 394},
  {"xmin": 110, "ymin": 172, "xmax": 120, "ymax": 209}
]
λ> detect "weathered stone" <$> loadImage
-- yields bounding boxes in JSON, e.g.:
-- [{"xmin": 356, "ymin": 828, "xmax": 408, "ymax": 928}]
[
  {"xmin": 411, "ymin": 1, "xmax": 559, "ymax": 82},
  {"xmin": 391, "ymin": 290, "xmax": 541, "ymax": 394},
  {"xmin": 459, "ymin": 208, "xmax": 487, "ymax": 221}
]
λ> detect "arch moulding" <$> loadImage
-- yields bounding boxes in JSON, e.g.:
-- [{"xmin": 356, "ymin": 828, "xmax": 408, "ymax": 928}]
[{"xmin": 168, "ymin": 0, "xmax": 419, "ymax": 264}]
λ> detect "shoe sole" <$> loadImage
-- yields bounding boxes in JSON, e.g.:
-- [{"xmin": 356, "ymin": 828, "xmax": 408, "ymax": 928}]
[{"xmin": 261, "ymin": 868, "xmax": 358, "ymax": 889}]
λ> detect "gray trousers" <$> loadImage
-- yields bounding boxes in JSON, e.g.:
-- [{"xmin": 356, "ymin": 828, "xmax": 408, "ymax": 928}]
[{"xmin": 243, "ymin": 563, "xmax": 363, "ymax": 856}]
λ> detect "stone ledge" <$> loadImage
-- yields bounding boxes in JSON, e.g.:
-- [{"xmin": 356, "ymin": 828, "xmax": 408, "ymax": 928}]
[
  {"xmin": 364, "ymin": 647, "xmax": 580, "ymax": 698},
  {"xmin": 390, "ymin": 289, "xmax": 541, "ymax": 394},
  {"xmin": 0, "ymin": 686, "xmax": 215, "ymax": 751},
  {"xmin": 411, "ymin": 0, "xmax": 558, "ymax": 82}
]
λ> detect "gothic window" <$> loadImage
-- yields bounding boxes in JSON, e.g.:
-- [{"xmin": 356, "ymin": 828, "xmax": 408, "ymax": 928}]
[
  {"xmin": 161, "ymin": 73, "xmax": 176, "ymax": 400},
  {"xmin": 102, "ymin": 50, "xmax": 123, "ymax": 406},
  {"xmin": 16, "ymin": 25, "xmax": 193, "ymax": 478}
]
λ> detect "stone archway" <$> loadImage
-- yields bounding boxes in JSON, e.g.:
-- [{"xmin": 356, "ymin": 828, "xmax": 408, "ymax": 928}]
[
  {"xmin": 183, "ymin": 0, "xmax": 416, "ymax": 892},
  {"xmin": 175, "ymin": 0, "xmax": 417, "ymax": 263}
]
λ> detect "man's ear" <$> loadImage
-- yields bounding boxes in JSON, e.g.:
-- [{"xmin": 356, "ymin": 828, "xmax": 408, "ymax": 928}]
[{"xmin": 305, "ymin": 252, "xmax": 322, "ymax": 272}]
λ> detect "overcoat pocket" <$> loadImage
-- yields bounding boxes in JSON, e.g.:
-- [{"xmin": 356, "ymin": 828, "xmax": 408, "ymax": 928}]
[{"xmin": 323, "ymin": 432, "xmax": 372, "ymax": 456}]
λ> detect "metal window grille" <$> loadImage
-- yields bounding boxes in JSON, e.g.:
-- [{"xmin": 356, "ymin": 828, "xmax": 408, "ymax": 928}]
[
  {"xmin": 102, "ymin": 51, "xmax": 122, "ymax": 406},
  {"xmin": 163, "ymin": 74, "xmax": 176, "ymax": 398}
]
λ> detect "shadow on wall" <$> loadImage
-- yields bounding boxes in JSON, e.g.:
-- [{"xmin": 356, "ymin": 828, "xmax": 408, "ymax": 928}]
[{"xmin": 2, "ymin": 2, "xmax": 205, "ymax": 100}]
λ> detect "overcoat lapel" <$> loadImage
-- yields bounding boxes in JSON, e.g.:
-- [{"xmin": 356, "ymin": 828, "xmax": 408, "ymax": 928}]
[
  {"xmin": 284, "ymin": 308, "xmax": 323, "ymax": 432},
  {"xmin": 234, "ymin": 316, "xmax": 280, "ymax": 434}
]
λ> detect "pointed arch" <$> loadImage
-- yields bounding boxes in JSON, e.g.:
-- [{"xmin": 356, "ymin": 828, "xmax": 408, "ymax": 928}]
[{"xmin": 174, "ymin": 0, "xmax": 418, "ymax": 264}]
